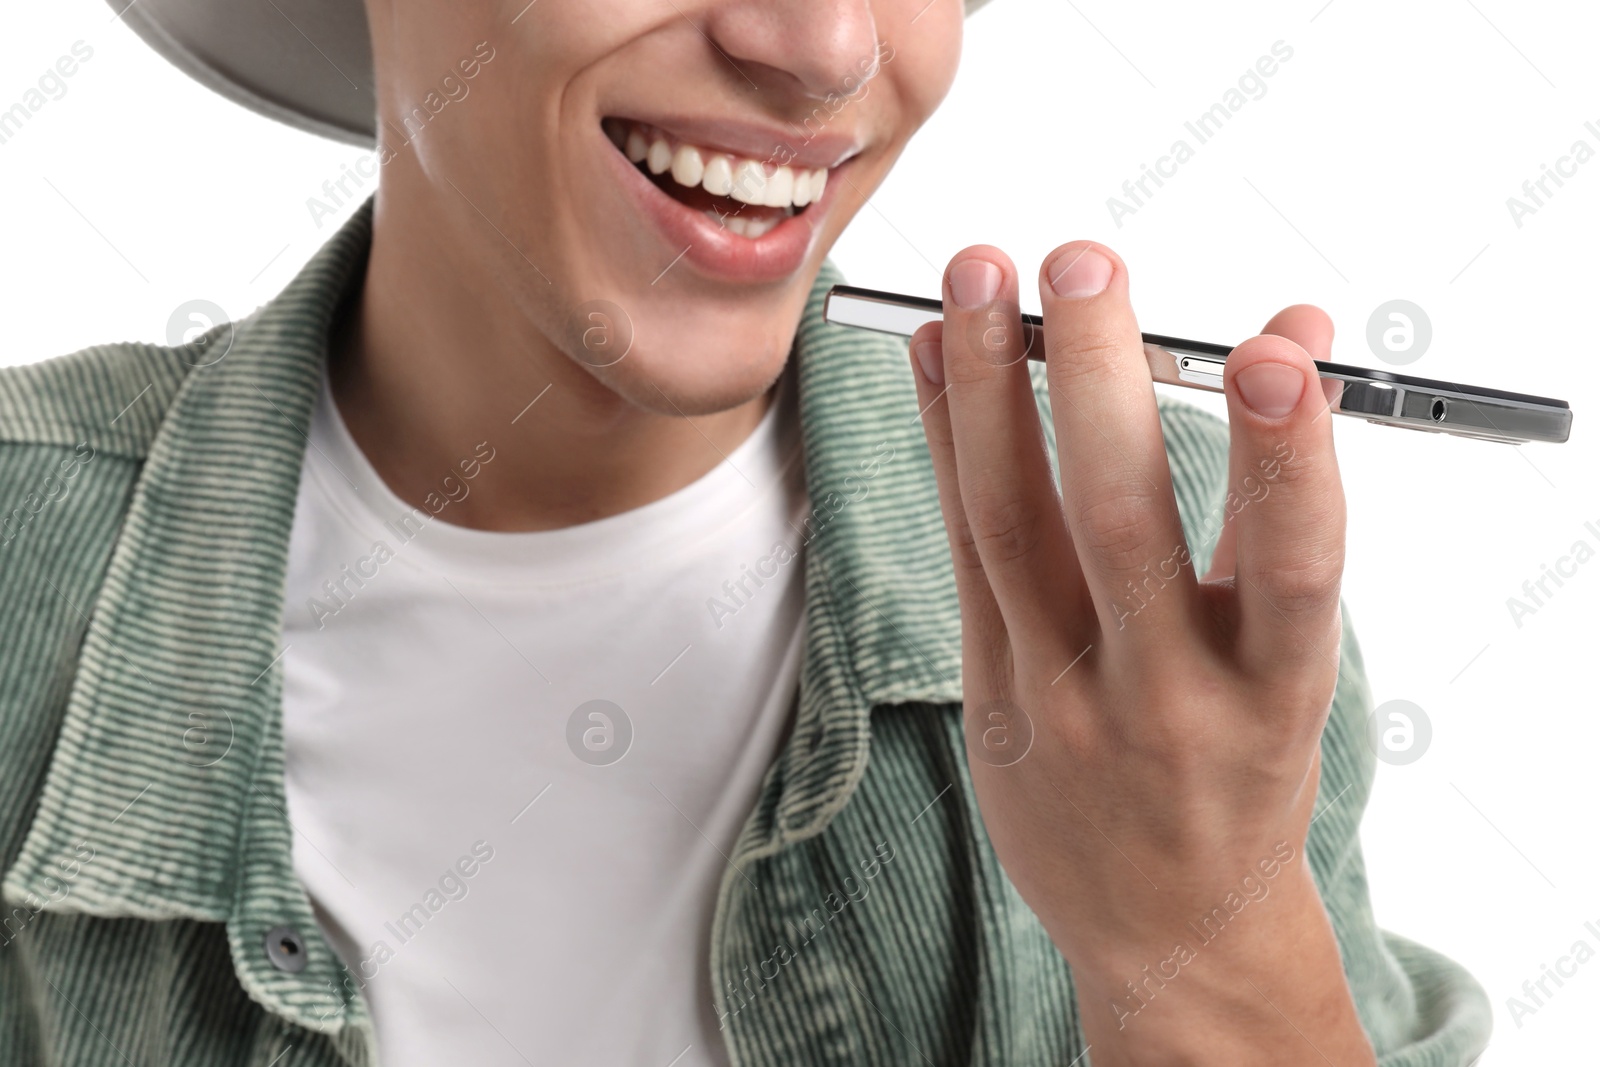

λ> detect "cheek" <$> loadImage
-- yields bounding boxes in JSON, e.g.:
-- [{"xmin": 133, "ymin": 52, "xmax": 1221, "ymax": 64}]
[{"xmin": 880, "ymin": 3, "xmax": 963, "ymax": 124}]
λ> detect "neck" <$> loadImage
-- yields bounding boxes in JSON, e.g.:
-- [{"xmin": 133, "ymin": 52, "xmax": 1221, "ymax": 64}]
[{"xmin": 328, "ymin": 187, "xmax": 774, "ymax": 533}]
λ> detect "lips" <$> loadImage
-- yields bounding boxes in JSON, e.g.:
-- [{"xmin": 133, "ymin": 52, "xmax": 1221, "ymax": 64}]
[{"xmin": 600, "ymin": 115, "xmax": 855, "ymax": 284}]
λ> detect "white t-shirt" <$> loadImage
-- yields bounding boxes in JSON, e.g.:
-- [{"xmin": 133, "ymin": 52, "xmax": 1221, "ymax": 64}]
[{"xmin": 279, "ymin": 365, "xmax": 809, "ymax": 1066}]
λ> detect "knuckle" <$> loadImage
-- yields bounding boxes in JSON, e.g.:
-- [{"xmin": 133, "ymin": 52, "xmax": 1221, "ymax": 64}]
[
  {"xmin": 1261, "ymin": 663, "xmax": 1340, "ymax": 722},
  {"xmin": 945, "ymin": 512, "xmax": 989, "ymax": 575},
  {"xmin": 1045, "ymin": 329, "xmax": 1126, "ymax": 384},
  {"xmin": 964, "ymin": 491, "xmax": 1045, "ymax": 566},
  {"xmin": 1251, "ymin": 546, "xmax": 1345, "ymax": 616},
  {"xmin": 1100, "ymin": 701, "xmax": 1216, "ymax": 781},
  {"xmin": 1075, "ymin": 487, "xmax": 1161, "ymax": 572},
  {"xmin": 1260, "ymin": 441, "xmax": 1323, "ymax": 490},
  {"xmin": 1120, "ymin": 714, "xmax": 1191, "ymax": 766},
  {"xmin": 920, "ymin": 404, "xmax": 956, "ymax": 452},
  {"xmin": 1250, "ymin": 441, "xmax": 1346, "ymax": 524},
  {"xmin": 944, "ymin": 347, "xmax": 1003, "ymax": 387},
  {"xmin": 1039, "ymin": 705, "xmax": 1099, "ymax": 762},
  {"xmin": 1247, "ymin": 664, "xmax": 1342, "ymax": 744}
]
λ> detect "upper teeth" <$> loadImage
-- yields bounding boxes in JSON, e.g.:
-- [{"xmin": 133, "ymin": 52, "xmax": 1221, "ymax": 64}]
[{"xmin": 618, "ymin": 123, "xmax": 829, "ymax": 210}]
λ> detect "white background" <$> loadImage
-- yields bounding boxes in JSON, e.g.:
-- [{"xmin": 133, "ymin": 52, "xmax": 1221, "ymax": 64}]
[{"xmin": 2, "ymin": 0, "xmax": 1595, "ymax": 1062}]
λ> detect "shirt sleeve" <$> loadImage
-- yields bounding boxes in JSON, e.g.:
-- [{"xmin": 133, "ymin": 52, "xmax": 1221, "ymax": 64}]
[{"xmin": 1313, "ymin": 608, "xmax": 1493, "ymax": 1065}]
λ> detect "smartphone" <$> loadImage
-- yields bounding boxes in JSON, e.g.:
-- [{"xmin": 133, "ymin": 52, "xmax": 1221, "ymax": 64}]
[{"xmin": 823, "ymin": 285, "xmax": 1573, "ymax": 445}]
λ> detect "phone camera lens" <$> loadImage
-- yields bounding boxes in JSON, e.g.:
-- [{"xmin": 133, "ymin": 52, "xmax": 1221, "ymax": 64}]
[{"xmin": 1430, "ymin": 397, "xmax": 1448, "ymax": 423}]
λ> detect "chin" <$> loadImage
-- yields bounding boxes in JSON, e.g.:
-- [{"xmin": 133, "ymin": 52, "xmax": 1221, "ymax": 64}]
[
  {"xmin": 543, "ymin": 251, "xmax": 814, "ymax": 417},
  {"xmin": 575, "ymin": 327, "xmax": 796, "ymax": 418}
]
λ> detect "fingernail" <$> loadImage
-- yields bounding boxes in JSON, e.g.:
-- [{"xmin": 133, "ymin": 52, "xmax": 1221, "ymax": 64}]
[
  {"xmin": 1236, "ymin": 362, "xmax": 1305, "ymax": 418},
  {"xmin": 948, "ymin": 258, "xmax": 1001, "ymax": 310},
  {"xmin": 914, "ymin": 339, "xmax": 945, "ymax": 386},
  {"xmin": 1046, "ymin": 247, "xmax": 1113, "ymax": 299}
]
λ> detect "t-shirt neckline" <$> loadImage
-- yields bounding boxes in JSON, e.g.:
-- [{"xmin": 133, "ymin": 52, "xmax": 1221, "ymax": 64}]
[{"xmin": 301, "ymin": 362, "xmax": 804, "ymax": 589}]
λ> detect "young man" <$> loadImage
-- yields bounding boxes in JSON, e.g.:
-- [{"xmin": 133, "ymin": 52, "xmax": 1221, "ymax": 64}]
[{"xmin": 0, "ymin": 0, "xmax": 1490, "ymax": 1064}]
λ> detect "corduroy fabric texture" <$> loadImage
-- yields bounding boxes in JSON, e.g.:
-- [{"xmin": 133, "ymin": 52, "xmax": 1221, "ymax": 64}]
[{"xmin": 0, "ymin": 199, "xmax": 1491, "ymax": 1065}]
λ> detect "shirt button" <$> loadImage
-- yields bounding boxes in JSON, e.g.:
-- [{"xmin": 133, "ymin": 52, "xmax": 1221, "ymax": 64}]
[{"xmin": 264, "ymin": 925, "xmax": 309, "ymax": 973}]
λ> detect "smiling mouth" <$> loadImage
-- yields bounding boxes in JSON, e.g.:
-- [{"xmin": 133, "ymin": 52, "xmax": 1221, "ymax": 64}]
[{"xmin": 602, "ymin": 117, "xmax": 832, "ymax": 239}]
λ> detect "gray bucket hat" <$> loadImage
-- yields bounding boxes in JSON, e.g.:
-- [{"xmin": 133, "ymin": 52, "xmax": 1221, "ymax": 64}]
[{"xmin": 111, "ymin": 0, "xmax": 993, "ymax": 147}]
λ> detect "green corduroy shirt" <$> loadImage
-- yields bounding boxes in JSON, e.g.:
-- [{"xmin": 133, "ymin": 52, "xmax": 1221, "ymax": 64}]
[{"xmin": 0, "ymin": 200, "xmax": 1490, "ymax": 1065}]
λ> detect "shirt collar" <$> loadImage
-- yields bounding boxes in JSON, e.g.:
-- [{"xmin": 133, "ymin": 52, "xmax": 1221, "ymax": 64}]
[{"xmin": 4, "ymin": 199, "xmax": 372, "ymax": 1034}]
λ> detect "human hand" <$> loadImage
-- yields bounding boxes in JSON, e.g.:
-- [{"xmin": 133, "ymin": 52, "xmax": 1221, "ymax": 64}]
[{"xmin": 907, "ymin": 242, "xmax": 1376, "ymax": 1065}]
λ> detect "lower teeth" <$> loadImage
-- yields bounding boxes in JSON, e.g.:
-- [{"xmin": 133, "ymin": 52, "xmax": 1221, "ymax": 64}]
[
  {"xmin": 635, "ymin": 157, "xmax": 796, "ymax": 238},
  {"xmin": 709, "ymin": 211, "xmax": 785, "ymax": 238}
]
